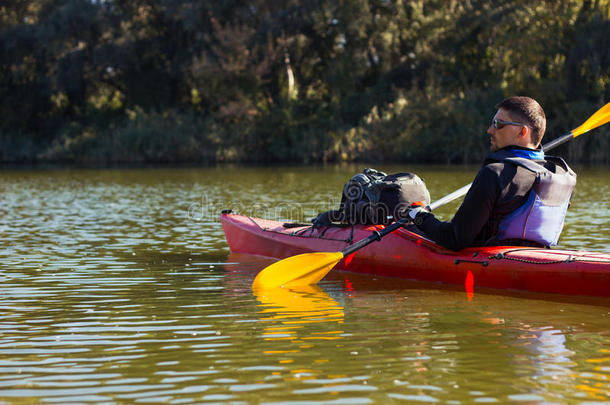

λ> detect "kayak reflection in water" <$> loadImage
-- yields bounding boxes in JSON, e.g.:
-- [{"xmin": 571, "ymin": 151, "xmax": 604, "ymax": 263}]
[{"xmin": 405, "ymin": 96, "xmax": 577, "ymax": 251}]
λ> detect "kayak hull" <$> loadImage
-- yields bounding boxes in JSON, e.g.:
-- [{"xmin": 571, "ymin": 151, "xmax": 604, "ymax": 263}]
[{"xmin": 221, "ymin": 213, "xmax": 610, "ymax": 298}]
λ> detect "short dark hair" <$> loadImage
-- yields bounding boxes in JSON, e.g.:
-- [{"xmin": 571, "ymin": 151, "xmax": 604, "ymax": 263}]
[{"xmin": 496, "ymin": 96, "xmax": 546, "ymax": 147}]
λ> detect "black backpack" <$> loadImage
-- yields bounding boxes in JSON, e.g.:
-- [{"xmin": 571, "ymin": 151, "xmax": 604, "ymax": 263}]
[{"xmin": 313, "ymin": 168, "xmax": 431, "ymax": 226}]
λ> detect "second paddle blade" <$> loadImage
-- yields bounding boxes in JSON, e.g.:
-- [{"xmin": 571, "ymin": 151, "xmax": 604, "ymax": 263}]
[
  {"xmin": 252, "ymin": 252, "xmax": 345, "ymax": 289},
  {"xmin": 572, "ymin": 101, "xmax": 610, "ymax": 137}
]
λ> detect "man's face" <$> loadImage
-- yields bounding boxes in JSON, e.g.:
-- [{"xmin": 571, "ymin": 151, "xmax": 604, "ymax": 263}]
[{"xmin": 487, "ymin": 108, "xmax": 525, "ymax": 152}]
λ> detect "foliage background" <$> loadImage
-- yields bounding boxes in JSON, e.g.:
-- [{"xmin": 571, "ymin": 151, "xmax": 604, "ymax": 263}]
[{"xmin": 1, "ymin": 0, "xmax": 609, "ymax": 165}]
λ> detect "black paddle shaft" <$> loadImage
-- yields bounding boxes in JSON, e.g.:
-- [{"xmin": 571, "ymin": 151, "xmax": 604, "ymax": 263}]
[
  {"xmin": 541, "ymin": 132, "xmax": 574, "ymax": 152},
  {"xmin": 341, "ymin": 218, "xmax": 409, "ymax": 257}
]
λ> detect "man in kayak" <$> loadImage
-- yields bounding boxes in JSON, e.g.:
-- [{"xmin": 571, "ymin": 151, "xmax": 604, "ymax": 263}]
[{"xmin": 406, "ymin": 96, "xmax": 576, "ymax": 250}]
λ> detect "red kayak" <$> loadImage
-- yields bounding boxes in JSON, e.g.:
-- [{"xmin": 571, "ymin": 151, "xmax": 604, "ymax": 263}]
[{"xmin": 221, "ymin": 212, "xmax": 610, "ymax": 298}]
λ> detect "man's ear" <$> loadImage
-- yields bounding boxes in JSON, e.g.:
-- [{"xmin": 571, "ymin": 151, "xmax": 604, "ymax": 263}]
[
  {"xmin": 521, "ymin": 126, "xmax": 531, "ymax": 140},
  {"xmin": 521, "ymin": 126, "xmax": 537, "ymax": 148}
]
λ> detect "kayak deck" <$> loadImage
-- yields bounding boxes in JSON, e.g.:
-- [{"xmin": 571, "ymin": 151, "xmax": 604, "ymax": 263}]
[{"xmin": 221, "ymin": 212, "xmax": 610, "ymax": 298}]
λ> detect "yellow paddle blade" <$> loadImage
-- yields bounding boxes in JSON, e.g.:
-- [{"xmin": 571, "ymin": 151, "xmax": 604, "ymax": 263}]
[
  {"xmin": 572, "ymin": 102, "xmax": 610, "ymax": 137},
  {"xmin": 252, "ymin": 252, "xmax": 344, "ymax": 289}
]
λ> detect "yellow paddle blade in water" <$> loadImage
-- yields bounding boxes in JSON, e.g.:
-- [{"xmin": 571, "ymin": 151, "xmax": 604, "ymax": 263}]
[
  {"xmin": 572, "ymin": 102, "xmax": 610, "ymax": 137},
  {"xmin": 252, "ymin": 252, "xmax": 345, "ymax": 289}
]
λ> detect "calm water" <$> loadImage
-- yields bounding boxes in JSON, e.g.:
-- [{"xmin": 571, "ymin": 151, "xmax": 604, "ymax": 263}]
[{"xmin": 1, "ymin": 164, "xmax": 610, "ymax": 404}]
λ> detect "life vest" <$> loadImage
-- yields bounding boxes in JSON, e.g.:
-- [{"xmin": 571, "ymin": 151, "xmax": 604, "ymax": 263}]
[{"xmin": 488, "ymin": 150, "xmax": 577, "ymax": 247}]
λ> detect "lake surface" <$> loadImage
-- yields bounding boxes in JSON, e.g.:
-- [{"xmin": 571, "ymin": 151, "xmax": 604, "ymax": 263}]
[{"xmin": 1, "ymin": 164, "xmax": 609, "ymax": 404}]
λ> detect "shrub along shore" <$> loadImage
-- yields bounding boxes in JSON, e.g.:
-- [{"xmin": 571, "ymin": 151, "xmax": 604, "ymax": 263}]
[{"xmin": 1, "ymin": 1, "xmax": 609, "ymax": 165}]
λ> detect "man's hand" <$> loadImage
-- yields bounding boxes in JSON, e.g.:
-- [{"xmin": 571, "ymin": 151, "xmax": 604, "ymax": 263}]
[{"xmin": 406, "ymin": 201, "xmax": 429, "ymax": 224}]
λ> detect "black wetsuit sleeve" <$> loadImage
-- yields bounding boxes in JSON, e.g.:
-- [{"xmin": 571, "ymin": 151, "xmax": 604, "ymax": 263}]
[{"xmin": 415, "ymin": 166, "xmax": 500, "ymax": 251}]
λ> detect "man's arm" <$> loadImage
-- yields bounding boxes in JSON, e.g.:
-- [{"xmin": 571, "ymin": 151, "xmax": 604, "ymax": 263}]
[{"xmin": 414, "ymin": 166, "xmax": 500, "ymax": 250}]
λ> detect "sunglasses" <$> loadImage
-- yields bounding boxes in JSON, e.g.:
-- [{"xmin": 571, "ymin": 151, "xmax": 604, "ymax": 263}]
[{"xmin": 492, "ymin": 118, "xmax": 531, "ymax": 130}]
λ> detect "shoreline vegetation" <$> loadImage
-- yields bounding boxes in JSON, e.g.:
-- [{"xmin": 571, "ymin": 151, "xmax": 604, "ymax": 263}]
[{"xmin": 1, "ymin": 1, "xmax": 609, "ymax": 166}]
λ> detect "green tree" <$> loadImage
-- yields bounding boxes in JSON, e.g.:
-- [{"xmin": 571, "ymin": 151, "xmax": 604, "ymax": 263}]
[{"xmin": 0, "ymin": 0, "xmax": 608, "ymax": 164}]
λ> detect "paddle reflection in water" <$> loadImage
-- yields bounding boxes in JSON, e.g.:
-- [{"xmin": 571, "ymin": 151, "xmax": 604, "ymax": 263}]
[{"xmin": 253, "ymin": 285, "xmax": 344, "ymax": 346}]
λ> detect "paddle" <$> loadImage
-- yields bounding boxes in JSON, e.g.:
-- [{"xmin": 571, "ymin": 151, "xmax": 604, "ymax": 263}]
[{"xmin": 252, "ymin": 102, "xmax": 610, "ymax": 289}]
